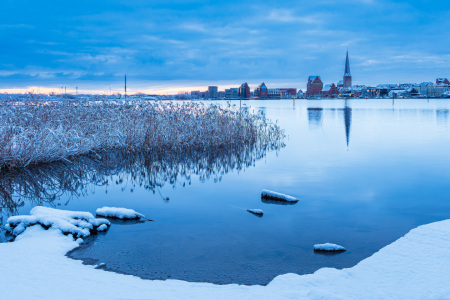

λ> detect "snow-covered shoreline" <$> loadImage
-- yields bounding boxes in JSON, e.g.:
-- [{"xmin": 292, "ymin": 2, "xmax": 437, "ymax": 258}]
[{"xmin": 1, "ymin": 213, "xmax": 450, "ymax": 299}]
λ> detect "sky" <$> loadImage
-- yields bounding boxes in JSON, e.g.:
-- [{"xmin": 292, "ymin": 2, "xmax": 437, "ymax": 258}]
[{"xmin": 1, "ymin": 0, "xmax": 450, "ymax": 94}]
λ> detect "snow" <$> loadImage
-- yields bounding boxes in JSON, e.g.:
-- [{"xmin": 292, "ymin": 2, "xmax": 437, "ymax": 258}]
[
  {"xmin": 247, "ymin": 209, "xmax": 264, "ymax": 216},
  {"xmin": 314, "ymin": 243, "xmax": 346, "ymax": 252},
  {"xmin": 97, "ymin": 224, "xmax": 109, "ymax": 231},
  {"xmin": 5, "ymin": 206, "xmax": 110, "ymax": 238},
  {"xmin": 96, "ymin": 207, "xmax": 146, "ymax": 220},
  {"xmin": 261, "ymin": 190, "xmax": 299, "ymax": 203},
  {"xmin": 1, "ymin": 209, "xmax": 450, "ymax": 299}
]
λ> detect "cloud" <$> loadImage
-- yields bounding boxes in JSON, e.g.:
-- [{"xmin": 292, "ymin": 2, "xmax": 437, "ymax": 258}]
[{"xmin": 266, "ymin": 9, "xmax": 322, "ymax": 24}]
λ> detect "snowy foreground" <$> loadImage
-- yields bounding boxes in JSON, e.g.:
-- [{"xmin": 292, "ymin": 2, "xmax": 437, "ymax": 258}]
[{"xmin": 1, "ymin": 213, "xmax": 450, "ymax": 299}]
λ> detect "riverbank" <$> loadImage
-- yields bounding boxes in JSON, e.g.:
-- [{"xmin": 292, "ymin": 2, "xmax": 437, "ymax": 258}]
[{"xmin": 1, "ymin": 211, "xmax": 449, "ymax": 299}]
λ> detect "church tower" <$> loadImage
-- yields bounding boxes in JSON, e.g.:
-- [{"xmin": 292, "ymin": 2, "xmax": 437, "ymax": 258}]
[{"xmin": 343, "ymin": 50, "xmax": 352, "ymax": 89}]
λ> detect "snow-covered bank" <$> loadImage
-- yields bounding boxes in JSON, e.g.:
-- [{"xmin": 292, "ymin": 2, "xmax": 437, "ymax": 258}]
[
  {"xmin": 1, "ymin": 215, "xmax": 450, "ymax": 299},
  {"xmin": 5, "ymin": 206, "xmax": 110, "ymax": 237}
]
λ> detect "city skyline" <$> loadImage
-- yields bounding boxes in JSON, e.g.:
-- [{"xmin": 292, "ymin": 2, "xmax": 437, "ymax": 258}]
[{"xmin": 1, "ymin": 0, "xmax": 450, "ymax": 94}]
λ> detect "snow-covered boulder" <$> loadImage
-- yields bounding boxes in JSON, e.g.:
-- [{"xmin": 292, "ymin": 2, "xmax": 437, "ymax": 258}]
[
  {"xmin": 247, "ymin": 209, "xmax": 264, "ymax": 216},
  {"xmin": 314, "ymin": 243, "xmax": 346, "ymax": 252},
  {"xmin": 96, "ymin": 207, "xmax": 146, "ymax": 220},
  {"xmin": 6, "ymin": 206, "xmax": 110, "ymax": 238},
  {"xmin": 261, "ymin": 190, "xmax": 299, "ymax": 203}
]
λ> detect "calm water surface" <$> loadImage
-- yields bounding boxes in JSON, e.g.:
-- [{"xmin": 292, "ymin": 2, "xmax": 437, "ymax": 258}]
[{"xmin": 2, "ymin": 99, "xmax": 450, "ymax": 285}]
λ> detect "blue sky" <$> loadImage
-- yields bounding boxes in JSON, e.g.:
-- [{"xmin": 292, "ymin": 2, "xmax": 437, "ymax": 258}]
[{"xmin": 1, "ymin": 0, "xmax": 449, "ymax": 93}]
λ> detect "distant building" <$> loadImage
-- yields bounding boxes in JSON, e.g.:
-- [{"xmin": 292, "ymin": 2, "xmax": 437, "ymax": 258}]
[
  {"xmin": 238, "ymin": 83, "xmax": 250, "ymax": 99},
  {"xmin": 267, "ymin": 88, "xmax": 281, "ymax": 99},
  {"xmin": 280, "ymin": 88, "xmax": 297, "ymax": 98},
  {"xmin": 225, "ymin": 88, "xmax": 238, "ymax": 99},
  {"xmin": 306, "ymin": 76, "xmax": 323, "ymax": 96},
  {"xmin": 208, "ymin": 86, "xmax": 218, "ymax": 99},
  {"xmin": 190, "ymin": 91, "xmax": 201, "ymax": 99},
  {"xmin": 297, "ymin": 89, "xmax": 304, "ymax": 97},
  {"xmin": 436, "ymin": 78, "xmax": 450, "ymax": 85},
  {"xmin": 254, "ymin": 82, "xmax": 268, "ymax": 99},
  {"xmin": 322, "ymin": 84, "xmax": 338, "ymax": 97},
  {"xmin": 343, "ymin": 51, "xmax": 352, "ymax": 89},
  {"xmin": 426, "ymin": 84, "xmax": 450, "ymax": 98}
]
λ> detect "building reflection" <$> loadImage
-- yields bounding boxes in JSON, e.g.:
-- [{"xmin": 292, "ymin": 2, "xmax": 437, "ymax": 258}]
[
  {"xmin": 343, "ymin": 104, "xmax": 352, "ymax": 147},
  {"xmin": 436, "ymin": 109, "xmax": 449, "ymax": 126},
  {"xmin": 307, "ymin": 108, "xmax": 323, "ymax": 128}
]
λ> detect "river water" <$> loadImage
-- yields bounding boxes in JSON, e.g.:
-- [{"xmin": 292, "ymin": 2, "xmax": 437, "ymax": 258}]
[{"xmin": 1, "ymin": 99, "xmax": 450, "ymax": 285}]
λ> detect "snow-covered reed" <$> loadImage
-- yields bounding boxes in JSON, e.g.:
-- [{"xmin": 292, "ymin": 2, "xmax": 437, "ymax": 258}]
[
  {"xmin": 0, "ymin": 137, "xmax": 284, "ymax": 222},
  {"xmin": 0, "ymin": 98, "xmax": 285, "ymax": 168}
]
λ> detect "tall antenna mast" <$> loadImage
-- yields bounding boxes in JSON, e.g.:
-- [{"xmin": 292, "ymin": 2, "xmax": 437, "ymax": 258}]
[{"xmin": 125, "ymin": 74, "xmax": 127, "ymax": 100}]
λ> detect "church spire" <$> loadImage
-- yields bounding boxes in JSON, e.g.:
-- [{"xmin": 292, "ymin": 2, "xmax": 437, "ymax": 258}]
[
  {"xmin": 343, "ymin": 50, "xmax": 352, "ymax": 89},
  {"xmin": 344, "ymin": 50, "xmax": 351, "ymax": 76}
]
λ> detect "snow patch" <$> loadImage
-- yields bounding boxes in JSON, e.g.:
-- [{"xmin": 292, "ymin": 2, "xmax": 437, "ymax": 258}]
[
  {"xmin": 261, "ymin": 190, "xmax": 299, "ymax": 203},
  {"xmin": 96, "ymin": 207, "xmax": 146, "ymax": 220},
  {"xmin": 2, "ymin": 208, "xmax": 450, "ymax": 299},
  {"xmin": 6, "ymin": 206, "xmax": 110, "ymax": 238},
  {"xmin": 314, "ymin": 243, "xmax": 346, "ymax": 252}
]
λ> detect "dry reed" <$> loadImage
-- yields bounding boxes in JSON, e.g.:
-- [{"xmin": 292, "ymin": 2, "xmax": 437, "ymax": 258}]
[{"xmin": 0, "ymin": 98, "xmax": 285, "ymax": 168}]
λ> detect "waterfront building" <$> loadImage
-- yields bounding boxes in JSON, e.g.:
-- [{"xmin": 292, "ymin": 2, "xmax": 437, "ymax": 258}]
[
  {"xmin": 254, "ymin": 82, "xmax": 268, "ymax": 99},
  {"xmin": 267, "ymin": 88, "xmax": 281, "ymax": 99},
  {"xmin": 225, "ymin": 88, "xmax": 239, "ymax": 99},
  {"xmin": 190, "ymin": 91, "xmax": 201, "ymax": 99},
  {"xmin": 361, "ymin": 87, "xmax": 378, "ymax": 98},
  {"xmin": 426, "ymin": 84, "xmax": 450, "ymax": 98},
  {"xmin": 436, "ymin": 78, "xmax": 450, "ymax": 85},
  {"xmin": 322, "ymin": 84, "xmax": 339, "ymax": 98},
  {"xmin": 343, "ymin": 51, "xmax": 352, "ymax": 89},
  {"xmin": 208, "ymin": 86, "xmax": 218, "ymax": 99},
  {"xmin": 306, "ymin": 76, "xmax": 323, "ymax": 96},
  {"xmin": 238, "ymin": 83, "xmax": 250, "ymax": 99},
  {"xmin": 280, "ymin": 88, "xmax": 297, "ymax": 98}
]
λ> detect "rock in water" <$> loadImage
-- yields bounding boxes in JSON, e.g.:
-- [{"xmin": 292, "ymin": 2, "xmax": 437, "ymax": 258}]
[
  {"xmin": 247, "ymin": 209, "xmax": 264, "ymax": 216},
  {"xmin": 314, "ymin": 243, "xmax": 346, "ymax": 252},
  {"xmin": 261, "ymin": 190, "xmax": 299, "ymax": 203}
]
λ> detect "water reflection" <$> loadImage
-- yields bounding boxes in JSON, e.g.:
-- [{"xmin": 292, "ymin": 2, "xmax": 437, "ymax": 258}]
[
  {"xmin": 307, "ymin": 108, "xmax": 323, "ymax": 128},
  {"xmin": 437, "ymin": 109, "xmax": 449, "ymax": 126},
  {"xmin": 343, "ymin": 105, "xmax": 352, "ymax": 147},
  {"xmin": 0, "ymin": 141, "xmax": 284, "ymax": 223}
]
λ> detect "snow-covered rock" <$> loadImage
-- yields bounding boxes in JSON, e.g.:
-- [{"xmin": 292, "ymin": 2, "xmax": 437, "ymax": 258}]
[
  {"xmin": 261, "ymin": 190, "xmax": 299, "ymax": 203},
  {"xmin": 247, "ymin": 209, "xmax": 264, "ymax": 216},
  {"xmin": 5, "ymin": 206, "xmax": 110, "ymax": 238},
  {"xmin": 314, "ymin": 243, "xmax": 346, "ymax": 252},
  {"xmin": 96, "ymin": 207, "xmax": 146, "ymax": 220}
]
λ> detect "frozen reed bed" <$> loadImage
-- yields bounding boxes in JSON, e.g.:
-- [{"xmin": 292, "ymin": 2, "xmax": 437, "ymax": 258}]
[
  {"xmin": 0, "ymin": 139, "xmax": 285, "ymax": 222},
  {"xmin": 0, "ymin": 98, "xmax": 285, "ymax": 168}
]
